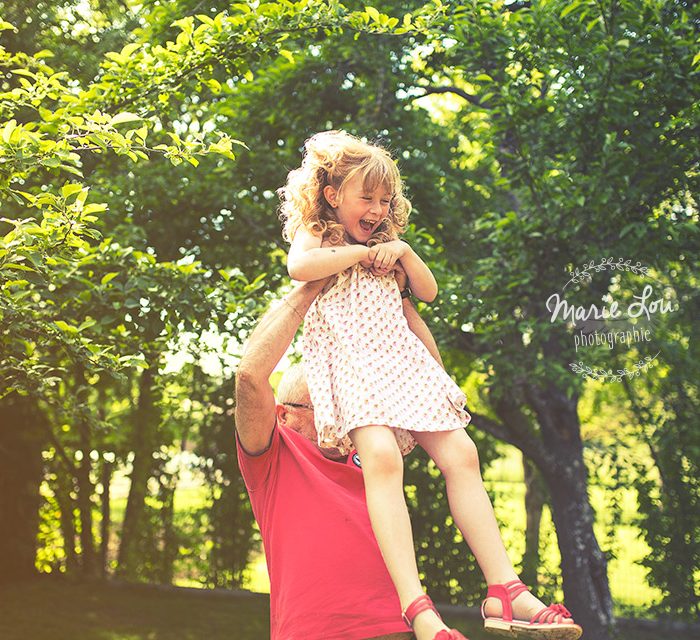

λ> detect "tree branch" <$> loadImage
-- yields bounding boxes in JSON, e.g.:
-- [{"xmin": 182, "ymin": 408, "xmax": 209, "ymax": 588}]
[
  {"xmin": 412, "ymin": 85, "xmax": 487, "ymax": 108},
  {"xmin": 470, "ymin": 407, "xmax": 546, "ymax": 469},
  {"xmin": 42, "ymin": 422, "xmax": 79, "ymax": 478}
]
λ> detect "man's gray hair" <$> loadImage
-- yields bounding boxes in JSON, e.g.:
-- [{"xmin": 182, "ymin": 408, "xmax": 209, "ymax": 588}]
[{"xmin": 276, "ymin": 363, "xmax": 308, "ymax": 404}]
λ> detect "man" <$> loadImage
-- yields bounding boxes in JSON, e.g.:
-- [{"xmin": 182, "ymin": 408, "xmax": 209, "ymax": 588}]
[{"xmin": 235, "ymin": 275, "xmax": 444, "ymax": 640}]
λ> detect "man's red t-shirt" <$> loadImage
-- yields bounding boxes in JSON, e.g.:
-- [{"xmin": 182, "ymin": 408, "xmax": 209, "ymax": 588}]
[{"xmin": 236, "ymin": 423, "xmax": 410, "ymax": 640}]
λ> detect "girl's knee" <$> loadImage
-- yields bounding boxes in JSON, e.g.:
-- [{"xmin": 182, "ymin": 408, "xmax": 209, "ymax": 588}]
[
  {"xmin": 352, "ymin": 427, "xmax": 403, "ymax": 477},
  {"xmin": 439, "ymin": 431, "xmax": 480, "ymax": 475},
  {"xmin": 365, "ymin": 441, "xmax": 403, "ymax": 477}
]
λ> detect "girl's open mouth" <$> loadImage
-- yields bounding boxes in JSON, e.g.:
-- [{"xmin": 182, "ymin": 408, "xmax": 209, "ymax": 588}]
[{"xmin": 359, "ymin": 219, "xmax": 376, "ymax": 232}]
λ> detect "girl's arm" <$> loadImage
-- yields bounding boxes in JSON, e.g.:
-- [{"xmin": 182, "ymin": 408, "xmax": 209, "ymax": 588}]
[
  {"xmin": 402, "ymin": 297, "xmax": 445, "ymax": 368},
  {"xmin": 287, "ymin": 226, "xmax": 370, "ymax": 281},
  {"xmin": 371, "ymin": 240, "xmax": 438, "ymax": 302},
  {"xmin": 399, "ymin": 245, "xmax": 438, "ymax": 302},
  {"xmin": 394, "ymin": 266, "xmax": 444, "ymax": 366}
]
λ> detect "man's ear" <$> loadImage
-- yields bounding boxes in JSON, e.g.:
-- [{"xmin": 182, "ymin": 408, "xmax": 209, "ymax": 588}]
[{"xmin": 276, "ymin": 404, "xmax": 289, "ymax": 427}]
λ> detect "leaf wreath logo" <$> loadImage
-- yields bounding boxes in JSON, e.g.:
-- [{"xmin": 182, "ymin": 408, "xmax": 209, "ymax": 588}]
[{"xmin": 545, "ymin": 257, "xmax": 677, "ymax": 383}]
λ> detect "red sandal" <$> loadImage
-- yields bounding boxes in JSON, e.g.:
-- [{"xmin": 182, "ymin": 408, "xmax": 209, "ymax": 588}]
[
  {"xmin": 402, "ymin": 594, "xmax": 469, "ymax": 640},
  {"xmin": 481, "ymin": 579, "xmax": 582, "ymax": 639}
]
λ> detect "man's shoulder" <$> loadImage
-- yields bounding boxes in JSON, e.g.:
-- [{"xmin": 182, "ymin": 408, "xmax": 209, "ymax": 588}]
[
  {"xmin": 235, "ymin": 421, "xmax": 282, "ymax": 492},
  {"xmin": 236, "ymin": 423, "xmax": 312, "ymax": 466}
]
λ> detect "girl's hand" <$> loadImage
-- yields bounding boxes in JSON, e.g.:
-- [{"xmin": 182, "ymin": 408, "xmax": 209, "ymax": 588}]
[
  {"xmin": 359, "ymin": 246, "xmax": 373, "ymax": 269},
  {"xmin": 368, "ymin": 240, "xmax": 408, "ymax": 273}
]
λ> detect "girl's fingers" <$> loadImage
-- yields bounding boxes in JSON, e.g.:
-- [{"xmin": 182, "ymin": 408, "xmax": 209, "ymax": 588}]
[
  {"xmin": 382, "ymin": 250, "xmax": 396, "ymax": 269},
  {"xmin": 371, "ymin": 245, "xmax": 402, "ymax": 271},
  {"xmin": 374, "ymin": 249, "xmax": 387, "ymax": 269}
]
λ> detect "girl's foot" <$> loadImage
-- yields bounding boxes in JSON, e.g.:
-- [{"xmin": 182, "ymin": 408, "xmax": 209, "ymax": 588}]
[
  {"xmin": 403, "ymin": 594, "xmax": 469, "ymax": 640},
  {"xmin": 481, "ymin": 580, "xmax": 582, "ymax": 639},
  {"xmin": 483, "ymin": 588, "xmax": 569, "ymax": 622},
  {"xmin": 411, "ymin": 608, "xmax": 450, "ymax": 640}
]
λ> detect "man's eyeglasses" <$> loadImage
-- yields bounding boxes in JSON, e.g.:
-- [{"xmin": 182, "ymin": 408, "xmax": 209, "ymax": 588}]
[{"xmin": 283, "ymin": 402, "xmax": 314, "ymax": 411}]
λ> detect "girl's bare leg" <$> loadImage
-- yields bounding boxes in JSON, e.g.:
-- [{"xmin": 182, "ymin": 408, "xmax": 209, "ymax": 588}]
[
  {"xmin": 350, "ymin": 425, "xmax": 447, "ymax": 640},
  {"xmin": 412, "ymin": 429, "xmax": 574, "ymax": 623}
]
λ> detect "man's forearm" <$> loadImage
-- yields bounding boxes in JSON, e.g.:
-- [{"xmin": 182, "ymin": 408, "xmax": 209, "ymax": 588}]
[{"xmin": 238, "ymin": 280, "xmax": 326, "ymax": 380}]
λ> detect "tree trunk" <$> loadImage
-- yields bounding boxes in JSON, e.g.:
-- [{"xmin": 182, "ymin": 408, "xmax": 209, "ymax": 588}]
[
  {"xmin": 75, "ymin": 378, "xmax": 98, "ymax": 577},
  {"xmin": 478, "ymin": 382, "xmax": 615, "ymax": 640},
  {"xmin": 100, "ymin": 458, "xmax": 113, "ymax": 577},
  {"xmin": 54, "ymin": 472, "xmax": 79, "ymax": 574},
  {"xmin": 521, "ymin": 456, "xmax": 545, "ymax": 589},
  {"xmin": 116, "ymin": 363, "xmax": 159, "ymax": 578},
  {"xmin": 544, "ymin": 460, "xmax": 613, "ymax": 639},
  {"xmin": 526, "ymin": 387, "xmax": 615, "ymax": 640},
  {"xmin": 158, "ymin": 475, "xmax": 177, "ymax": 584},
  {"xmin": 0, "ymin": 393, "xmax": 47, "ymax": 583}
]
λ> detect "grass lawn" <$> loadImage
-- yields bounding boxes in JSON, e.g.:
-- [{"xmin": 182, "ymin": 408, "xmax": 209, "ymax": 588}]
[
  {"xmin": 0, "ymin": 577, "xmax": 677, "ymax": 640},
  {"xmin": 0, "ymin": 577, "xmax": 268, "ymax": 640}
]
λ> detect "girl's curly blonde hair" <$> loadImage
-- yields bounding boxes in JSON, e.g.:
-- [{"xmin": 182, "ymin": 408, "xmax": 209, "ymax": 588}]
[{"xmin": 277, "ymin": 130, "xmax": 412, "ymax": 247}]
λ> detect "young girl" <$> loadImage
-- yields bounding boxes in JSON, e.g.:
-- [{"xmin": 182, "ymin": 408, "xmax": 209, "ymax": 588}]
[{"xmin": 278, "ymin": 130, "xmax": 582, "ymax": 640}]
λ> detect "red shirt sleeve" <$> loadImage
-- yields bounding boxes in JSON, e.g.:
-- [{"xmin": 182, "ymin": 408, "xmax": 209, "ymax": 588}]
[{"xmin": 235, "ymin": 423, "xmax": 280, "ymax": 492}]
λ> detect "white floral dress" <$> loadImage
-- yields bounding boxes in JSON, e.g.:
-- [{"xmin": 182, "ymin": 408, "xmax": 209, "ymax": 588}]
[{"xmin": 302, "ymin": 263, "xmax": 471, "ymax": 456}]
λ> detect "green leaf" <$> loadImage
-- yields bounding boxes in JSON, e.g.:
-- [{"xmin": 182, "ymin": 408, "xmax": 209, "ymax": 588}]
[
  {"xmin": 279, "ymin": 49, "xmax": 295, "ymax": 64},
  {"xmin": 61, "ymin": 183, "xmax": 84, "ymax": 199},
  {"xmin": 365, "ymin": 6, "xmax": 380, "ymax": 22},
  {"xmin": 14, "ymin": 191, "xmax": 36, "ymax": 204},
  {"xmin": 560, "ymin": 1, "xmax": 582, "ymax": 19},
  {"xmin": 109, "ymin": 112, "xmax": 142, "ymax": 126},
  {"xmin": 54, "ymin": 320, "xmax": 78, "ymax": 334},
  {"xmin": 101, "ymin": 272, "xmax": 119, "ymax": 285},
  {"xmin": 78, "ymin": 318, "xmax": 96, "ymax": 332},
  {"xmin": 4, "ymin": 262, "xmax": 36, "ymax": 272},
  {"xmin": 82, "ymin": 203, "xmax": 108, "ymax": 215},
  {"xmin": 121, "ymin": 42, "xmax": 141, "ymax": 58},
  {"xmin": 206, "ymin": 78, "xmax": 222, "ymax": 93},
  {"xmin": 2, "ymin": 119, "xmax": 17, "ymax": 143}
]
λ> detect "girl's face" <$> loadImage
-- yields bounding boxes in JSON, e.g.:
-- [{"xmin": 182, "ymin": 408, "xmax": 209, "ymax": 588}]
[{"xmin": 326, "ymin": 173, "xmax": 392, "ymax": 244}]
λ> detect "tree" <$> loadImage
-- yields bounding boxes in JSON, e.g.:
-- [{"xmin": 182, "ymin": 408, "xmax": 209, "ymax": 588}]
[
  {"xmin": 409, "ymin": 1, "xmax": 698, "ymax": 634},
  {"xmin": 0, "ymin": 11, "xmax": 247, "ymax": 581},
  {"xmin": 0, "ymin": 0, "xmax": 435, "ymax": 583}
]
